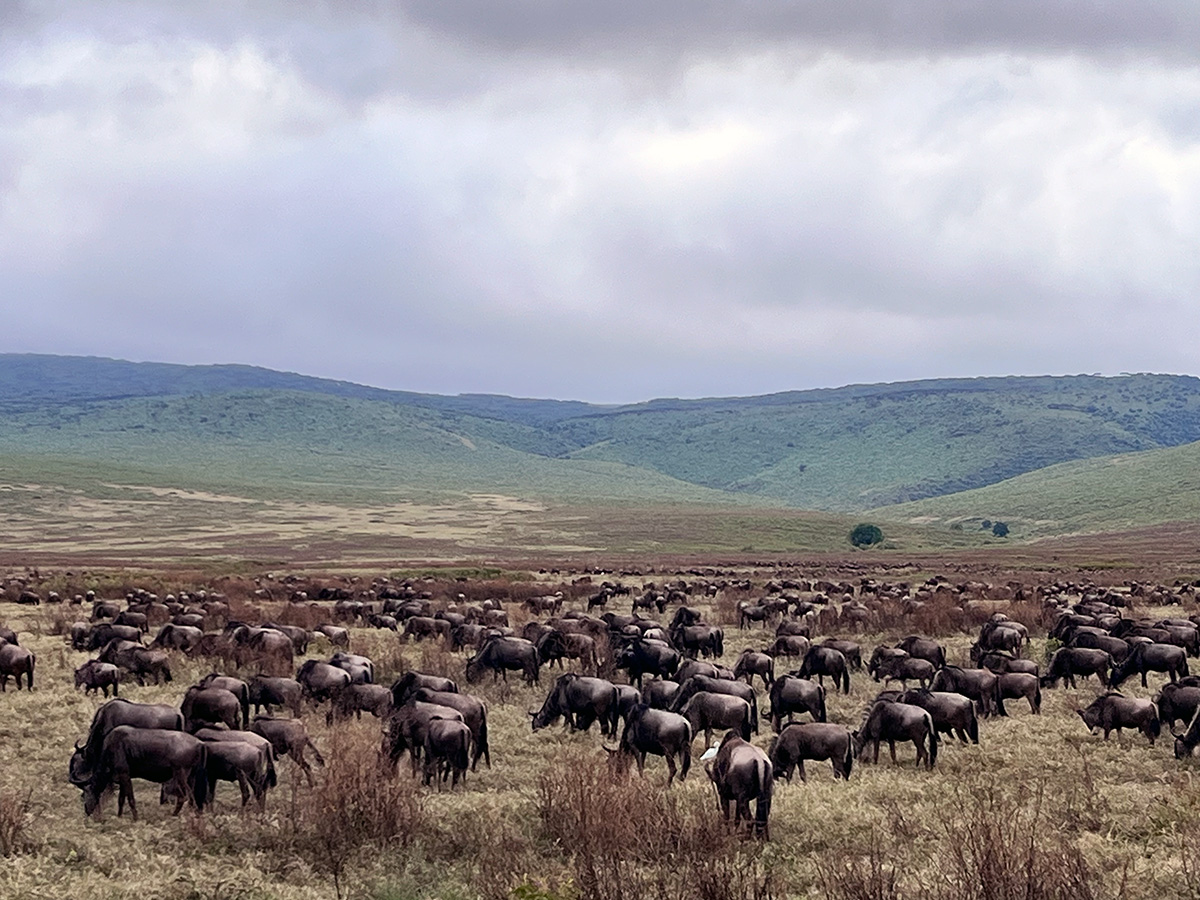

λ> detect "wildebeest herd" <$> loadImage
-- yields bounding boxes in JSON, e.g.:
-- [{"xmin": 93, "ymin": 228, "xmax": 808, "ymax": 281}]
[{"xmin": 5, "ymin": 570, "xmax": 1200, "ymax": 841}]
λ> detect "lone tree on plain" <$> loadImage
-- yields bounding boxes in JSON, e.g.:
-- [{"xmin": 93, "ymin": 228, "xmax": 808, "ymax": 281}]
[
  {"xmin": 992, "ymin": 522, "xmax": 1010, "ymax": 538},
  {"xmin": 850, "ymin": 523, "xmax": 884, "ymax": 548}
]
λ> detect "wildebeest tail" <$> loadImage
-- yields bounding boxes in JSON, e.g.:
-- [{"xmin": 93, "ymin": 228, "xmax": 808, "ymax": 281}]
[
  {"xmin": 755, "ymin": 758, "xmax": 773, "ymax": 839},
  {"xmin": 840, "ymin": 734, "xmax": 854, "ymax": 780},
  {"xmin": 607, "ymin": 686, "xmax": 620, "ymax": 737},
  {"xmin": 1148, "ymin": 714, "xmax": 1162, "ymax": 741},
  {"xmin": 25, "ymin": 653, "xmax": 33, "ymax": 690},
  {"xmin": 968, "ymin": 706, "xmax": 979, "ymax": 744},
  {"xmin": 679, "ymin": 725, "xmax": 692, "ymax": 780},
  {"xmin": 478, "ymin": 708, "xmax": 492, "ymax": 768},
  {"xmin": 841, "ymin": 667, "xmax": 851, "ymax": 695},
  {"xmin": 265, "ymin": 746, "xmax": 278, "ymax": 789},
  {"xmin": 191, "ymin": 746, "xmax": 209, "ymax": 812},
  {"xmin": 817, "ymin": 685, "xmax": 828, "ymax": 723},
  {"xmin": 740, "ymin": 708, "xmax": 751, "ymax": 742},
  {"xmin": 926, "ymin": 712, "xmax": 938, "ymax": 768},
  {"xmin": 1033, "ymin": 682, "xmax": 1042, "ymax": 714},
  {"xmin": 750, "ymin": 695, "xmax": 760, "ymax": 734}
]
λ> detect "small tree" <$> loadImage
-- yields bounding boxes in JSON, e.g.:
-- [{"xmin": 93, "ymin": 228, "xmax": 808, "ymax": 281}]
[
  {"xmin": 992, "ymin": 522, "xmax": 1009, "ymax": 538},
  {"xmin": 850, "ymin": 524, "xmax": 884, "ymax": 548},
  {"xmin": 980, "ymin": 520, "xmax": 992, "ymax": 531}
]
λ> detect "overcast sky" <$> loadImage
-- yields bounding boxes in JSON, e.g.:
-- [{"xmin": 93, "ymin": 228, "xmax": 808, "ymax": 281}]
[{"xmin": 3, "ymin": 2, "xmax": 1200, "ymax": 403}]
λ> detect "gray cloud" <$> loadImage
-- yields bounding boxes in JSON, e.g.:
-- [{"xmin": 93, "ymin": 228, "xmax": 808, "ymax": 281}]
[{"xmin": 2, "ymin": 3, "xmax": 1200, "ymax": 402}]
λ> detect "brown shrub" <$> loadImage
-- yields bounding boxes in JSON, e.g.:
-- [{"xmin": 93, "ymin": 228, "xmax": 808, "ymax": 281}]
[{"xmin": 0, "ymin": 789, "xmax": 35, "ymax": 858}]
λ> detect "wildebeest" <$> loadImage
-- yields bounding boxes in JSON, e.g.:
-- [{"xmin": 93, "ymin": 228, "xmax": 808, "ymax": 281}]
[
  {"xmin": 765, "ymin": 675, "xmax": 826, "ymax": 731},
  {"xmin": 74, "ymin": 660, "xmax": 120, "ymax": 697},
  {"xmin": 149, "ymin": 623, "xmax": 204, "ymax": 653},
  {"xmin": 732, "ymin": 650, "xmax": 774, "ymax": 690},
  {"xmin": 71, "ymin": 698, "xmax": 184, "ymax": 781},
  {"xmin": 679, "ymin": 691, "xmax": 753, "ymax": 749},
  {"xmin": 674, "ymin": 659, "xmax": 734, "ymax": 685},
  {"xmin": 1078, "ymin": 692, "xmax": 1160, "ymax": 744},
  {"xmin": 853, "ymin": 700, "xmax": 938, "ymax": 769},
  {"xmin": 673, "ymin": 675, "xmax": 758, "ymax": 733},
  {"xmin": 608, "ymin": 704, "xmax": 691, "ymax": 784},
  {"xmin": 391, "ymin": 671, "xmax": 459, "ymax": 706},
  {"xmin": 1041, "ymin": 648, "xmax": 1112, "ymax": 689},
  {"xmin": 897, "ymin": 636, "xmax": 946, "ymax": 669},
  {"xmin": 296, "ymin": 660, "xmax": 352, "ymax": 704},
  {"xmin": 931, "ymin": 665, "xmax": 1004, "ymax": 717},
  {"xmin": 248, "ymin": 676, "xmax": 303, "ymax": 718},
  {"xmin": 382, "ymin": 701, "xmax": 466, "ymax": 778},
  {"xmin": 182, "ymin": 686, "xmax": 242, "ymax": 732},
  {"xmin": 328, "ymin": 651, "xmax": 375, "ymax": 684},
  {"xmin": 643, "ymin": 678, "xmax": 681, "ymax": 709},
  {"xmin": 536, "ymin": 630, "xmax": 600, "ymax": 674},
  {"xmin": 975, "ymin": 650, "xmax": 1040, "ymax": 677},
  {"xmin": 997, "ymin": 672, "xmax": 1042, "ymax": 714},
  {"xmin": 466, "ymin": 637, "xmax": 541, "ymax": 685},
  {"xmin": 768, "ymin": 722, "xmax": 854, "ymax": 782},
  {"xmin": 423, "ymin": 717, "xmax": 472, "ymax": 790},
  {"xmin": 197, "ymin": 675, "xmax": 251, "ymax": 729},
  {"xmin": 1157, "ymin": 682, "xmax": 1200, "ymax": 732},
  {"xmin": 251, "ymin": 716, "xmax": 325, "ymax": 786},
  {"xmin": 1068, "ymin": 631, "xmax": 1131, "ymax": 664},
  {"xmin": 328, "ymin": 683, "xmax": 394, "ymax": 724},
  {"xmin": 71, "ymin": 726, "xmax": 208, "ymax": 820},
  {"xmin": 86, "ymin": 623, "xmax": 142, "ymax": 652},
  {"xmin": 530, "ymin": 674, "xmax": 619, "ymax": 736},
  {"xmin": 672, "ymin": 624, "xmax": 725, "ymax": 659},
  {"xmin": 1173, "ymin": 704, "xmax": 1200, "ymax": 758},
  {"xmin": 614, "ymin": 638, "xmax": 680, "ymax": 689},
  {"xmin": 0, "ymin": 642, "xmax": 35, "ymax": 691},
  {"xmin": 172, "ymin": 728, "xmax": 276, "ymax": 811},
  {"xmin": 410, "ymin": 687, "xmax": 491, "ymax": 770},
  {"xmin": 797, "ymin": 646, "xmax": 851, "ymax": 694},
  {"xmin": 897, "ymin": 689, "xmax": 978, "ymax": 744},
  {"xmin": 1108, "ymin": 642, "xmax": 1189, "ymax": 689},
  {"xmin": 99, "ymin": 640, "xmax": 171, "ymax": 686},
  {"xmin": 314, "ymin": 624, "xmax": 350, "ymax": 648},
  {"xmin": 870, "ymin": 654, "xmax": 935, "ymax": 689},
  {"xmin": 819, "ymin": 638, "xmax": 862, "ymax": 670},
  {"xmin": 706, "ymin": 731, "xmax": 773, "ymax": 838}
]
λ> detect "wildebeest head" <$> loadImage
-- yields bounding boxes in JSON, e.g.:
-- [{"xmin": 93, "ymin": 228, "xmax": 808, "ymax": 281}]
[
  {"xmin": 68, "ymin": 742, "xmax": 90, "ymax": 788},
  {"xmin": 1077, "ymin": 706, "xmax": 1101, "ymax": 732}
]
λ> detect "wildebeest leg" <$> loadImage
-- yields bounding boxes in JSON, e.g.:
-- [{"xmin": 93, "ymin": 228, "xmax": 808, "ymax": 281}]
[
  {"xmin": 888, "ymin": 740, "xmax": 897, "ymax": 764},
  {"xmin": 665, "ymin": 755, "xmax": 677, "ymax": 785},
  {"xmin": 797, "ymin": 760, "xmax": 807, "ymax": 783},
  {"xmin": 121, "ymin": 776, "xmax": 137, "ymax": 820},
  {"xmin": 294, "ymin": 754, "xmax": 315, "ymax": 787},
  {"xmin": 913, "ymin": 740, "xmax": 925, "ymax": 768},
  {"xmin": 872, "ymin": 740, "xmax": 880, "ymax": 764},
  {"xmin": 704, "ymin": 727, "xmax": 713, "ymax": 750}
]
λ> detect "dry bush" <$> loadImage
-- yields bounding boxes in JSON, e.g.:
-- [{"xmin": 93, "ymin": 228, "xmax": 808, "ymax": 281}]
[
  {"xmin": 266, "ymin": 726, "xmax": 425, "ymax": 899},
  {"xmin": 815, "ymin": 838, "xmax": 901, "ymax": 900},
  {"xmin": 0, "ymin": 789, "xmax": 35, "ymax": 858},
  {"xmin": 905, "ymin": 596, "xmax": 972, "ymax": 637},
  {"xmin": 536, "ymin": 749, "xmax": 777, "ymax": 900},
  {"xmin": 270, "ymin": 602, "xmax": 332, "ymax": 631}
]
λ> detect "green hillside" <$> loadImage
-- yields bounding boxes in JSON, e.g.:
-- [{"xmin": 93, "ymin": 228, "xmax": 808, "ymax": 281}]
[
  {"xmin": 872, "ymin": 439, "xmax": 1200, "ymax": 539},
  {"xmin": 4, "ymin": 356, "xmax": 1200, "ymax": 519}
]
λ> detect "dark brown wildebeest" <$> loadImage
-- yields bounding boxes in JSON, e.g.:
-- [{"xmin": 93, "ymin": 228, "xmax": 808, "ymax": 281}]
[
  {"xmin": 1109, "ymin": 642, "xmax": 1189, "ymax": 689},
  {"xmin": 673, "ymin": 675, "xmax": 758, "ymax": 732},
  {"xmin": 197, "ymin": 675, "xmax": 251, "ymax": 729},
  {"xmin": 1157, "ymin": 683, "xmax": 1200, "ymax": 732},
  {"xmin": 797, "ymin": 647, "xmax": 851, "ymax": 694},
  {"xmin": 100, "ymin": 640, "xmax": 171, "ymax": 686},
  {"xmin": 613, "ymin": 638, "xmax": 679, "ymax": 689},
  {"xmin": 997, "ymin": 672, "xmax": 1042, "ymax": 714},
  {"xmin": 0, "ymin": 626, "xmax": 18, "ymax": 646},
  {"xmin": 820, "ymin": 638, "xmax": 863, "ymax": 671},
  {"xmin": 975, "ymin": 650, "xmax": 1040, "ymax": 677},
  {"xmin": 536, "ymin": 630, "xmax": 600, "ymax": 674},
  {"xmin": 765, "ymin": 675, "xmax": 826, "ymax": 731},
  {"xmin": 251, "ymin": 716, "xmax": 325, "ymax": 786},
  {"xmin": 672, "ymin": 624, "xmax": 725, "ymax": 659},
  {"xmin": 1078, "ymin": 692, "xmax": 1160, "ymax": 744},
  {"xmin": 931, "ymin": 665, "xmax": 1004, "ymax": 717},
  {"xmin": 679, "ymin": 691, "xmax": 753, "ymax": 750},
  {"xmin": 411, "ymin": 687, "xmax": 491, "ymax": 770},
  {"xmin": 705, "ymin": 730, "xmax": 773, "ymax": 838},
  {"xmin": 86, "ymin": 623, "xmax": 142, "ymax": 651},
  {"xmin": 329, "ymin": 651, "xmax": 375, "ymax": 684},
  {"xmin": 870, "ymin": 653, "xmax": 936, "ymax": 689},
  {"xmin": 768, "ymin": 722, "xmax": 853, "ymax": 782},
  {"xmin": 168, "ymin": 728, "xmax": 276, "ymax": 811},
  {"xmin": 422, "ymin": 717, "xmax": 471, "ymax": 790},
  {"xmin": 897, "ymin": 689, "xmax": 978, "ymax": 744},
  {"xmin": 391, "ymin": 671, "xmax": 459, "ymax": 706},
  {"xmin": 314, "ymin": 624, "xmax": 350, "ymax": 648},
  {"xmin": 381, "ymin": 701, "xmax": 465, "ymax": 778},
  {"xmin": 149, "ymin": 624, "xmax": 204, "ymax": 653},
  {"xmin": 607, "ymin": 704, "xmax": 692, "ymax": 785},
  {"xmin": 182, "ymin": 686, "xmax": 241, "ymax": 732},
  {"xmin": 897, "ymin": 636, "xmax": 946, "ymax": 669},
  {"xmin": 75, "ymin": 660, "xmax": 120, "ymax": 697},
  {"xmin": 768, "ymin": 635, "xmax": 809, "ymax": 660},
  {"xmin": 643, "ymin": 679, "xmax": 680, "ymax": 709},
  {"xmin": 1041, "ymin": 648, "xmax": 1112, "ymax": 689},
  {"xmin": 71, "ymin": 726, "xmax": 208, "ymax": 820},
  {"xmin": 297, "ymin": 660, "xmax": 352, "ymax": 704},
  {"xmin": 248, "ymin": 676, "xmax": 303, "ymax": 718},
  {"xmin": 736, "ymin": 601, "xmax": 773, "ymax": 629},
  {"xmin": 71, "ymin": 699, "xmax": 184, "ymax": 783},
  {"xmin": 852, "ymin": 700, "xmax": 938, "ymax": 769},
  {"xmin": 192, "ymin": 726, "xmax": 277, "ymax": 805},
  {"xmin": 1173, "ymin": 704, "xmax": 1200, "ymax": 758},
  {"xmin": 328, "ymin": 683, "xmax": 393, "ymax": 724},
  {"xmin": 674, "ymin": 659, "xmax": 734, "ymax": 685},
  {"xmin": 0, "ymin": 643, "xmax": 34, "ymax": 691},
  {"xmin": 530, "ymin": 674, "xmax": 620, "ymax": 736},
  {"xmin": 732, "ymin": 650, "xmax": 774, "ymax": 690},
  {"xmin": 466, "ymin": 637, "xmax": 541, "ymax": 685},
  {"xmin": 1067, "ymin": 632, "xmax": 1131, "ymax": 664}
]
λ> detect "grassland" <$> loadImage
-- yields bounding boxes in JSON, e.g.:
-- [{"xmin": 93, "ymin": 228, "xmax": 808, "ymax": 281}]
[{"xmin": 3, "ymin": 568, "xmax": 1200, "ymax": 900}]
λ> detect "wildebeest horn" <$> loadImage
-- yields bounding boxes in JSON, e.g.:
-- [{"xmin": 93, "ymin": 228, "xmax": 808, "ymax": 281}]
[
  {"xmin": 527, "ymin": 709, "xmax": 539, "ymax": 717},
  {"xmin": 74, "ymin": 740, "xmax": 82, "ymax": 751}
]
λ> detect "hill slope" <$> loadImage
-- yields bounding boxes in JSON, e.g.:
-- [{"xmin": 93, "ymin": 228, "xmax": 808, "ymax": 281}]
[{"xmin": 5, "ymin": 355, "xmax": 1200, "ymax": 514}]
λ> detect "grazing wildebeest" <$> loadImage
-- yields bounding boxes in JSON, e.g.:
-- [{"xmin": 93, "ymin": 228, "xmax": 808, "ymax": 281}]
[
  {"xmin": 314, "ymin": 624, "xmax": 350, "ymax": 648},
  {"xmin": 71, "ymin": 699, "xmax": 184, "ymax": 782},
  {"xmin": 466, "ymin": 637, "xmax": 541, "ymax": 685},
  {"xmin": 75, "ymin": 660, "xmax": 120, "ymax": 697},
  {"xmin": 706, "ymin": 731, "xmax": 773, "ymax": 838},
  {"xmin": 536, "ymin": 630, "xmax": 600, "ymax": 674},
  {"xmin": 1068, "ymin": 632, "xmax": 1131, "ymax": 664},
  {"xmin": 251, "ymin": 716, "xmax": 325, "ymax": 786},
  {"xmin": 149, "ymin": 624, "xmax": 204, "ymax": 653},
  {"xmin": 1078, "ymin": 692, "xmax": 1160, "ymax": 744},
  {"xmin": 382, "ymin": 701, "xmax": 465, "ymax": 778},
  {"xmin": 997, "ymin": 672, "xmax": 1042, "ymax": 714},
  {"xmin": 853, "ymin": 700, "xmax": 938, "ymax": 769},
  {"xmin": 679, "ymin": 691, "xmax": 753, "ymax": 749},
  {"xmin": 615, "ymin": 684, "xmax": 642, "ymax": 726},
  {"xmin": 613, "ymin": 638, "xmax": 679, "ymax": 689},
  {"xmin": 931, "ymin": 665, "xmax": 1004, "ymax": 717},
  {"xmin": 182, "ymin": 686, "xmax": 242, "ymax": 732},
  {"xmin": 607, "ymin": 704, "xmax": 692, "ymax": 785},
  {"xmin": 898, "ymin": 689, "xmax": 978, "ymax": 744},
  {"xmin": 71, "ymin": 726, "xmax": 208, "ymax": 820},
  {"xmin": 732, "ymin": 650, "xmax": 774, "ymax": 690},
  {"xmin": 674, "ymin": 659, "xmax": 734, "ymax": 685},
  {"xmin": 768, "ymin": 722, "xmax": 854, "ymax": 782},
  {"xmin": 192, "ymin": 726, "xmax": 277, "ymax": 805},
  {"xmin": 673, "ymin": 624, "xmax": 725, "ymax": 659},
  {"xmin": 765, "ymin": 675, "xmax": 826, "ymax": 731},
  {"xmin": 423, "ymin": 717, "xmax": 472, "ymax": 790},
  {"xmin": 870, "ymin": 654, "xmax": 935, "ymax": 689},
  {"xmin": 530, "ymin": 674, "xmax": 620, "ymax": 736},
  {"xmin": 820, "ymin": 638, "xmax": 862, "ymax": 670},
  {"xmin": 1041, "ymin": 648, "xmax": 1112, "ymax": 689},
  {"xmin": 391, "ymin": 671, "xmax": 459, "ymax": 706},
  {"xmin": 1173, "ymin": 705, "xmax": 1200, "ymax": 758},
  {"xmin": 100, "ymin": 640, "xmax": 171, "ymax": 686},
  {"xmin": 411, "ymin": 687, "xmax": 491, "ymax": 770},
  {"xmin": 86, "ymin": 623, "xmax": 142, "ymax": 652},
  {"xmin": 1157, "ymin": 683, "xmax": 1200, "ymax": 732},
  {"xmin": 296, "ymin": 660, "xmax": 352, "ymax": 704},
  {"xmin": 328, "ymin": 683, "xmax": 393, "ymax": 725},
  {"xmin": 897, "ymin": 636, "xmax": 946, "ymax": 669},
  {"xmin": 975, "ymin": 650, "xmax": 1040, "ymax": 677},
  {"xmin": 643, "ymin": 679, "xmax": 681, "ymax": 709},
  {"xmin": 0, "ymin": 626, "xmax": 18, "ymax": 646},
  {"xmin": 1108, "ymin": 642, "xmax": 1189, "ymax": 689},
  {"xmin": 768, "ymin": 635, "xmax": 810, "ymax": 660},
  {"xmin": 197, "ymin": 675, "xmax": 251, "ymax": 729},
  {"xmin": 797, "ymin": 647, "xmax": 851, "ymax": 694},
  {"xmin": 169, "ymin": 729, "xmax": 276, "ymax": 811},
  {"xmin": 0, "ymin": 642, "xmax": 35, "ymax": 691},
  {"xmin": 672, "ymin": 675, "xmax": 759, "ymax": 733},
  {"xmin": 248, "ymin": 676, "xmax": 303, "ymax": 718},
  {"xmin": 328, "ymin": 651, "xmax": 374, "ymax": 684}
]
